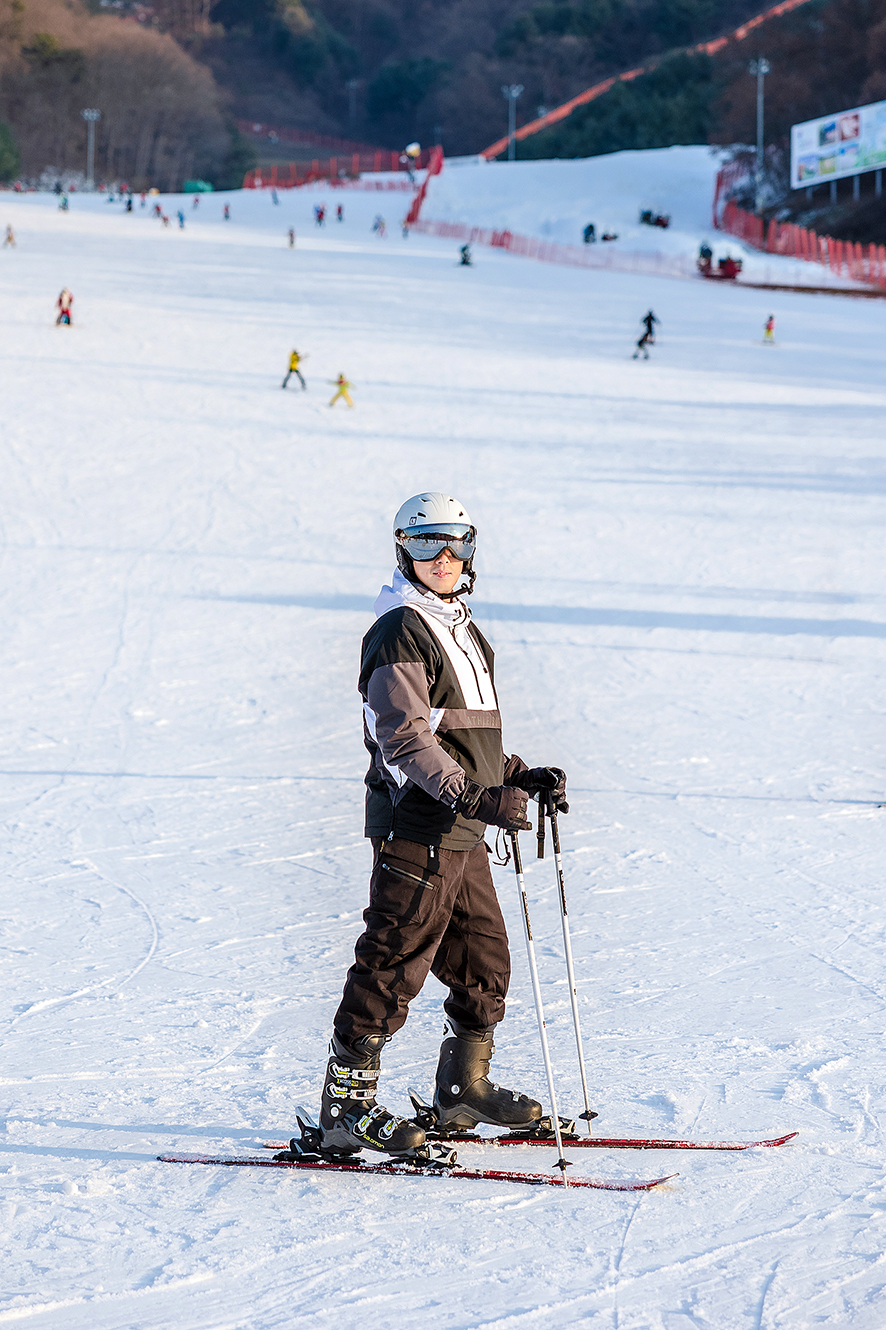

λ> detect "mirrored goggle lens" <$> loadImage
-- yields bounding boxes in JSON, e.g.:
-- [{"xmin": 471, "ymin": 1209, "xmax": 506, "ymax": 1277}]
[{"xmin": 398, "ymin": 530, "xmax": 476, "ymax": 561}]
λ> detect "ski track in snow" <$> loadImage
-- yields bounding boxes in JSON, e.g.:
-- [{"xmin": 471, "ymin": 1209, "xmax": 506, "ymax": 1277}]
[{"xmin": 0, "ymin": 154, "xmax": 884, "ymax": 1327}]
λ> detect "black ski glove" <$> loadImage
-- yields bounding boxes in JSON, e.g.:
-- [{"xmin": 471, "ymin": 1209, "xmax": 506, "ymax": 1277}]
[
  {"xmin": 508, "ymin": 766, "xmax": 569, "ymax": 814},
  {"xmin": 455, "ymin": 780, "xmax": 532, "ymax": 831}
]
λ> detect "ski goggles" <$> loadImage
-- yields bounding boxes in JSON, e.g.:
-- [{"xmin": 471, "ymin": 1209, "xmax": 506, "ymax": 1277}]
[{"xmin": 396, "ymin": 525, "xmax": 476, "ymax": 562}]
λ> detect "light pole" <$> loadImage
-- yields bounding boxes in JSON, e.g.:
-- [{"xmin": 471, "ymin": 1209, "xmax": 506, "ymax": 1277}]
[
  {"xmin": 81, "ymin": 108, "xmax": 101, "ymax": 189},
  {"xmin": 748, "ymin": 58, "xmax": 769, "ymax": 214},
  {"xmin": 501, "ymin": 84, "xmax": 523, "ymax": 162}
]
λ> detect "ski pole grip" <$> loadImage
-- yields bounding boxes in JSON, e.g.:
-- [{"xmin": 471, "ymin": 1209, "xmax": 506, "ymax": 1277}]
[{"xmin": 537, "ymin": 792, "xmax": 546, "ymax": 859}]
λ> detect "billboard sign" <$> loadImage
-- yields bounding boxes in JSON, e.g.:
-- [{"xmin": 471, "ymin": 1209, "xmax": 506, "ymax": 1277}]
[{"xmin": 791, "ymin": 99, "xmax": 886, "ymax": 188}]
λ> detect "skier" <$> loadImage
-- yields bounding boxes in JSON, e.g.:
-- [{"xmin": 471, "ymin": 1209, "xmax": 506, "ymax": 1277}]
[
  {"xmin": 632, "ymin": 309, "xmax": 659, "ymax": 360},
  {"xmin": 3, "ymin": 224, "xmax": 15, "ymax": 247},
  {"xmin": 459, "ymin": 244, "xmax": 472, "ymax": 266},
  {"xmin": 55, "ymin": 288, "xmax": 73, "ymax": 325},
  {"xmin": 223, "ymin": 204, "xmax": 230, "ymax": 221},
  {"xmin": 288, "ymin": 227, "xmax": 295, "ymax": 248},
  {"xmin": 371, "ymin": 214, "xmax": 386, "ymax": 237},
  {"xmin": 328, "ymin": 373, "xmax": 354, "ymax": 408},
  {"xmin": 763, "ymin": 314, "xmax": 775, "ymax": 344},
  {"xmin": 336, "ymin": 204, "xmax": 344, "ymax": 223},
  {"xmin": 583, "ymin": 223, "xmax": 596, "ymax": 244},
  {"xmin": 177, "ymin": 210, "xmax": 185, "ymax": 229},
  {"xmin": 316, "ymin": 492, "xmax": 568, "ymax": 1158},
  {"xmin": 282, "ymin": 349, "xmax": 307, "ymax": 390},
  {"xmin": 192, "ymin": 194, "xmax": 200, "ymax": 209}
]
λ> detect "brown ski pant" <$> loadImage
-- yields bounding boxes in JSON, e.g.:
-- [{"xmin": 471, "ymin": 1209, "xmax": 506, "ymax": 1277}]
[{"xmin": 334, "ymin": 837, "xmax": 511, "ymax": 1044}]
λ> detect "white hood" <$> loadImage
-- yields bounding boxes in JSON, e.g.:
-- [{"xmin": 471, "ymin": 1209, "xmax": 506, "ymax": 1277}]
[{"xmin": 374, "ymin": 569, "xmax": 476, "ymax": 653}]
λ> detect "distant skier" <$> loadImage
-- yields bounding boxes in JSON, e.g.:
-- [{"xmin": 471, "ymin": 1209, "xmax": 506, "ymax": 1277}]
[
  {"xmin": 583, "ymin": 223, "xmax": 596, "ymax": 244},
  {"xmin": 55, "ymin": 287, "xmax": 73, "ymax": 325},
  {"xmin": 288, "ymin": 227, "xmax": 295, "ymax": 248},
  {"xmin": 177, "ymin": 210, "xmax": 185, "ymax": 229},
  {"xmin": 192, "ymin": 194, "xmax": 200, "ymax": 209},
  {"xmin": 271, "ymin": 189, "xmax": 279, "ymax": 205},
  {"xmin": 126, "ymin": 197, "xmax": 133, "ymax": 213},
  {"xmin": 336, "ymin": 204, "xmax": 344, "ymax": 223},
  {"xmin": 282, "ymin": 349, "xmax": 307, "ymax": 390},
  {"xmin": 459, "ymin": 244, "xmax": 472, "ymax": 266},
  {"xmin": 633, "ymin": 309, "xmax": 659, "ymax": 360},
  {"xmin": 315, "ymin": 204, "xmax": 326, "ymax": 226},
  {"xmin": 763, "ymin": 314, "xmax": 775, "ymax": 343},
  {"xmin": 371, "ymin": 215, "xmax": 386, "ymax": 237},
  {"xmin": 223, "ymin": 204, "xmax": 231, "ymax": 221},
  {"xmin": 3, "ymin": 224, "xmax": 15, "ymax": 247},
  {"xmin": 59, "ymin": 194, "xmax": 68, "ymax": 211},
  {"xmin": 329, "ymin": 373, "xmax": 354, "ymax": 408}
]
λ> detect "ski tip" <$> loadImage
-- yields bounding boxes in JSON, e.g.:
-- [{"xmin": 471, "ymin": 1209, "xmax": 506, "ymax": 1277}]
[{"xmin": 766, "ymin": 1131, "xmax": 799, "ymax": 1147}]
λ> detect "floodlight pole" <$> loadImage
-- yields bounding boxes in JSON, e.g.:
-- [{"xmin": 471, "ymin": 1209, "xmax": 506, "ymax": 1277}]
[
  {"xmin": 81, "ymin": 108, "xmax": 101, "ymax": 189},
  {"xmin": 748, "ymin": 59, "xmax": 769, "ymax": 215},
  {"xmin": 501, "ymin": 84, "xmax": 523, "ymax": 162}
]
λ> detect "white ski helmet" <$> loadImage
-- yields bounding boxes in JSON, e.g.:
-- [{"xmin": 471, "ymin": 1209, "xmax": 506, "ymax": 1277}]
[{"xmin": 393, "ymin": 492, "xmax": 476, "ymax": 596}]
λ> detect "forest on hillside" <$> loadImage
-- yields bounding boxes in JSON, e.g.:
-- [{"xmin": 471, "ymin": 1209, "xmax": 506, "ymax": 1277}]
[{"xmin": 3, "ymin": 0, "xmax": 886, "ymax": 194}]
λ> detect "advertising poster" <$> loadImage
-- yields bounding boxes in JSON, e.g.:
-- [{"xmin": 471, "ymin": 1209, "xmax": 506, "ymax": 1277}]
[{"xmin": 791, "ymin": 99, "xmax": 886, "ymax": 187}]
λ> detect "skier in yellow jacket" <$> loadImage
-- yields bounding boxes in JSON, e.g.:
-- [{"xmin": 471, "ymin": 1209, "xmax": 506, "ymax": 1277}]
[
  {"xmin": 329, "ymin": 373, "xmax": 354, "ymax": 408},
  {"xmin": 282, "ymin": 349, "xmax": 306, "ymax": 390}
]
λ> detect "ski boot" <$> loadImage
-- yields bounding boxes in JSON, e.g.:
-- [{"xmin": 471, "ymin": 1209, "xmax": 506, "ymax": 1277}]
[
  {"xmin": 433, "ymin": 1022, "xmax": 543, "ymax": 1132},
  {"xmin": 319, "ymin": 1032, "xmax": 426, "ymax": 1158}
]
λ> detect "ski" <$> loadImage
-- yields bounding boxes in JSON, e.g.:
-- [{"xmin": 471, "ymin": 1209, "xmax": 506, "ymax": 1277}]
[
  {"xmin": 401, "ymin": 1092, "xmax": 799, "ymax": 1151},
  {"xmin": 158, "ymin": 1152, "xmax": 675, "ymax": 1191},
  {"xmin": 262, "ymin": 1131, "xmax": 797, "ymax": 1153},
  {"xmin": 159, "ymin": 1111, "xmax": 676, "ymax": 1191}
]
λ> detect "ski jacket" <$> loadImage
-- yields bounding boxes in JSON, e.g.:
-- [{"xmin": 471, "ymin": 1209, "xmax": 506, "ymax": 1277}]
[
  {"xmin": 360, "ymin": 570, "xmax": 519, "ymax": 850},
  {"xmin": 289, "ymin": 352, "xmax": 301, "ymax": 369}
]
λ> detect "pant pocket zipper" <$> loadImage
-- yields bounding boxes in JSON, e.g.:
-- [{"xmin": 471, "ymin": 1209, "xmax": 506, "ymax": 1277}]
[{"xmin": 381, "ymin": 862, "xmax": 437, "ymax": 889}]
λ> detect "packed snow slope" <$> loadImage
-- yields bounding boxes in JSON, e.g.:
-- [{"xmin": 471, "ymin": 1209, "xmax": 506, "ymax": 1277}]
[
  {"xmin": 0, "ymin": 173, "xmax": 884, "ymax": 1330},
  {"xmin": 426, "ymin": 147, "xmax": 852, "ymax": 286},
  {"xmin": 431, "ymin": 146, "xmax": 720, "ymax": 251}
]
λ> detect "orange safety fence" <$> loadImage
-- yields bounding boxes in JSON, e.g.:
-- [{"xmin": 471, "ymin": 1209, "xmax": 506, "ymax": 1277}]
[
  {"xmin": 411, "ymin": 218, "xmax": 696, "ymax": 279},
  {"xmin": 716, "ymin": 188, "xmax": 886, "ymax": 288},
  {"xmin": 243, "ymin": 149, "xmax": 434, "ymax": 189}
]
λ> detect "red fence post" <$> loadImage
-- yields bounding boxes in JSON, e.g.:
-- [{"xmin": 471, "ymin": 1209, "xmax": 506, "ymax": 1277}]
[
  {"xmin": 330, "ymin": 156, "xmax": 337, "ymax": 180},
  {"xmin": 352, "ymin": 153, "xmax": 359, "ymax": 176},
  {"xmin": 373, "ymin": 153, "xmax": 381, "ymax": 172}
]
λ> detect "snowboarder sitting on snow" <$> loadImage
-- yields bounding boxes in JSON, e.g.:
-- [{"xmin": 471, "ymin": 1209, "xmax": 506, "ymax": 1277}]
[
  {"xmin": 55, "ymin": 288, "xmax": 73, "ymax": 325},
  {"xmin": 318, "ymin": 492, "xmax": 569, "ymax": 1158},
  {"xmin": 282, "ymin": 349, "xmax": 306, "ymax": 390},
  {"xmin": 328, "ymin": 373, "xmax": 354, "ymax": 407}
]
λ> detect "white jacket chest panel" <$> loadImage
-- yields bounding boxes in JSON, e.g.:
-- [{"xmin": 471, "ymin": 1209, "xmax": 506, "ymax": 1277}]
[{"xmin": 411, "ymin": 606, "xmax": 498, "ymax": 711}]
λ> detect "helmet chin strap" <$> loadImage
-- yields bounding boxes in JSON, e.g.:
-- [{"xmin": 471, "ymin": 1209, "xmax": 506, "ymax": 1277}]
[{"xmin": 443, "ymin": 567, "xmax": 476, "ymax": 600}]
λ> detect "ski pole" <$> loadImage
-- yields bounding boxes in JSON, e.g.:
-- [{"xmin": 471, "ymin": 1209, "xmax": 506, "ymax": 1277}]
[
  {"xmin": 543, "ymin": 793, "xmax": 595, "ymax": 1134},
  {"xmin": 509, "ymin": 829, "xmax": 570, "ymax": 1185}
]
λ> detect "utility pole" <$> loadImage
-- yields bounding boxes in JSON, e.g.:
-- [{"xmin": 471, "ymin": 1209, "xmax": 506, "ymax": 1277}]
[
  {"xmin": 748, "ymin": 58, "xmax": 770, "ymax": 214},
  {"xmin": 81, "ymin": 108, "xmax": 101, "ymax": 189},
  {"xmin": 501, "ymin": 84, "xmax": 523, "ymax": 162}
]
